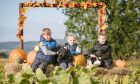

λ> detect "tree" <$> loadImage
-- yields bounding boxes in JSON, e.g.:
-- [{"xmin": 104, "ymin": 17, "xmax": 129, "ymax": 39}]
[
  {"xmin": 63, "ymin": 8, "xmax": 98, "ymax": 53},
  {"xmin": 63, "ymin": 0, "xmax": 140, "ymax": 59},
  {"xmin": 106, "ymin": 0, "xmax": 140, "ymax": 59}
]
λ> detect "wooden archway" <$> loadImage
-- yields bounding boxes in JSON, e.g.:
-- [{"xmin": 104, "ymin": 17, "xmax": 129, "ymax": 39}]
[{"xmin": 17, "ymin": 0, "xmax": 107, "ymax": 49}]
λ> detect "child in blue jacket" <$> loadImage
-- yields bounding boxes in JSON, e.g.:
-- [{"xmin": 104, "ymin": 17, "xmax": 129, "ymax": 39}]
[
  {"xmin": 59, "ymin": 33, "xmax": 81, "ymax": 69},
  {"xmin": 32, "ymin": 28, "xmax": 57, "ymax": 73}
]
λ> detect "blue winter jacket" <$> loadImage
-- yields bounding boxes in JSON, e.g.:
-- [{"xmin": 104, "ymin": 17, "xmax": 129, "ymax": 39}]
[{"xmin": 36, "ymin": 36, "xmax": 57, "ymax": 60}]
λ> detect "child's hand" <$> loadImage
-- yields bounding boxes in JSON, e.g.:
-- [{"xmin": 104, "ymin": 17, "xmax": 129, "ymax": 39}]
[
  {"xmin": 98, "ymin": 57, "xmax": 101, "ymax": 60},
  {"xmin": 64, "ymin": 46, "xmax": 68, "ymax": 50},
  {"xmin": 56, "ymin": 52, "xmax": 59, "ymax": 55}
]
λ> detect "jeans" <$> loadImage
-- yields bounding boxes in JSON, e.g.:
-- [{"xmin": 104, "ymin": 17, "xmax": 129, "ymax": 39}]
[
  {"xmin": 59, "ymin": 60, "xmax": 73, "ymax": 70},
  {"xmin": 31, "ymin": 58, "xmax": 47, "ymax": 73},
  {"xmin": 101, "ymin": 59, "xmax": 113, "ymax": 69}
]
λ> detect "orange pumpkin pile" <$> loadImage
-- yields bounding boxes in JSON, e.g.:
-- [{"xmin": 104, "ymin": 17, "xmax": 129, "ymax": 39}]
[
  {"xmin": 114, "ymin": 60, "xmax": 126, "ymax": 68},
  {"xmin": 27, "ymin": 50, "xmax": 37, "ymax": 65},
  {"xmin": 9, "ymin": 48, "xmax": 27, "ymax": 63},
  {"xmin": 73, "ymin": 55, "xmax": 87, "ymax": 67}
]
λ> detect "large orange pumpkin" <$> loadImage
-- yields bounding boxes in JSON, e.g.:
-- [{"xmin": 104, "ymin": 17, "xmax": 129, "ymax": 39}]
[
  {"xmin": 114, "ymin": 60, "xmax": 126, "ymax": 68},
  {"xmin": 9, "ymin": 48, "xmax": 27, "ymax": 63},
  {"xmin": 27, "ymin": 50, "xmax": 37, "ymax": 65},
  {"xmin": 73, "ymin": 55, "xmax": 87, "ymax": 67}
]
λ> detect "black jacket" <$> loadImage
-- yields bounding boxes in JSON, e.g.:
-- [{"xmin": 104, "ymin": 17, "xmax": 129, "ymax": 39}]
[{"xmin": 91, "ymin": 41, "xmax": 112, "ymax": 60}]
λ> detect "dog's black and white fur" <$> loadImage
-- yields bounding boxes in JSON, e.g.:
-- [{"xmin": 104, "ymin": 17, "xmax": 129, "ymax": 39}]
[
  {"xmin": 57, "ymin": 47, "xmax": 102, "ymax": 68},
  {"xmin": 86, "ymin": 54, "xmax": 102, "ymax": 68}
]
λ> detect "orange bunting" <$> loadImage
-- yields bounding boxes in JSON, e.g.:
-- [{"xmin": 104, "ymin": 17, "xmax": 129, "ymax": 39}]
[
  {"xmin": 23, "ymin": 1, "xmax": 29, "ymax": 7},
  {"xmin": 80, "ymin": 1, "xmax": 86, "ymax": 8},
  {"xmin": 18, "ymin": 0, "xmax": 107, "ymax": 46},
  {"xmin": 33, "ymin": 0, "xmax": 40, "ymax": 7},
  {"xmin": 92, "ymin": 2, "xmax": 97, "ymax": 7},
  {"xmin": 22, "ymin": 0, "xmax": 106, "ymax": 9},
  {"xmin": 102, "ymin": 15, "xmax": 107, "ymax": 21},
  {"xmin": 86, "ymin": 1, "xmax": 92, "ymax": 8},
  {"xmin": 101, "ymin": 23, "xmax": 108, "ymax": 30}
]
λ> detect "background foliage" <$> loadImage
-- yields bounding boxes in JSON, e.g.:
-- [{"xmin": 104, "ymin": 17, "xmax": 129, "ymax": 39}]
[{"xmin": 63, "ymin": 0, "xmax": 140, "ymax": 60}]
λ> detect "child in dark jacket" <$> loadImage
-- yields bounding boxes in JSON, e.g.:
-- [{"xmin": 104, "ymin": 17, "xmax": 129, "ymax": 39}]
[
  {"xmin": 32, "ymin": 28, "xmax": 57, "ymax": 73},
  {"xmin": 90, "ymin": 33, "xmax": 112, "ymax": 69},
  {"xmin": 59, "ymin": 33, "xmax": 81, "ymax": 69}
]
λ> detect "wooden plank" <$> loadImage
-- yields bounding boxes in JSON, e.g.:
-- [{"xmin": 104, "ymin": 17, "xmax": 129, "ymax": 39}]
[{"xmin": 19, "ymin": 3, "xmax": 24, "ymax": 49}]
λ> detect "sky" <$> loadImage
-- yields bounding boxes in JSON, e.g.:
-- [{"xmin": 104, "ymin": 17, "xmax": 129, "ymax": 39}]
[{"xmin": 0, "ymin": 0, "xmax": 68, "ymax": 42}]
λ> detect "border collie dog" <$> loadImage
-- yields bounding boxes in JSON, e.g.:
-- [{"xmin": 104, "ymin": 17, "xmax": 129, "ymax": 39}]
[{"xmin": 86, "ymin": 54, "xmax": 102, "ymax": 68}]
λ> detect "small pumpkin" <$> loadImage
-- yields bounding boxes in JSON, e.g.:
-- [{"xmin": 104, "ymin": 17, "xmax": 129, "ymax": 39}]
[
  {"xmin": 73, "ymin": 55, "xmax": 87, "ymax": 67},
  {"xmin": 9, "ymin": 48, "xmax": 27, "ymax": 63},
  {"xmin": 115, "ymin": 60, "xmax": 126, "ymax": 68},
  {"xmin": 27, "ymin": 50, "xmax": 37, "ymax": 65}
]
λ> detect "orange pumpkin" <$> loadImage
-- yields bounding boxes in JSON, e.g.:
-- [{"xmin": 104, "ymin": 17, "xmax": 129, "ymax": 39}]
[
  {"xmin": 73, "ymin": 55, "xmax": 87, "ymax": 67},
  {"xmin": 9, "ymin": 48, "xmax": 27, "ymax": 63},
  {"xmin": 114, "ymin": 60, "xmax": 126, "ymax": 68},
  {"xmin": 27, "ymin": 50, "xmax": 37, "ymax": 65}
]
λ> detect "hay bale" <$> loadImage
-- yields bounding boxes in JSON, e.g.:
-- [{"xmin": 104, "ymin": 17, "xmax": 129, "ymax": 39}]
[
  {"xmin": 95, "ymin": 67, "xmax": 130, "ymax": 77},
  {"xmin": 108, "ymin": 67, "xmax": 130, "ymax": 76},
  {"xmin": 4, "ymin": 63, "xmax": 22, "ymax": 75},
  {"xmin": 95, "ymin": 68, "xmax": 109, "ymax": 76},
  {"xmin": 0, "ymin": 59, "xmax": 9, "ymax": 65}
]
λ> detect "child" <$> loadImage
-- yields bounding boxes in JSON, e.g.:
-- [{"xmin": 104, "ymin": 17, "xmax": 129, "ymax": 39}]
[
  {"xmin": 59, "ymin": 33, "xmax": 81, "ymax": 69},
  {"xmin": 90, "ymin": 33, "xmax": 112, "ymax": 69},
  {"xmin": 32, "ymin": 28, "xmax": 58, "ymax": 73}
]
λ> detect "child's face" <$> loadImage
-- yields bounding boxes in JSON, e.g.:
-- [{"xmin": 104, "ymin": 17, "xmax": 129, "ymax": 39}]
[
  {"xmin": 43, "ymin": 34, "xmax": 51, "ymax": 41},
  {"xmin": 67, "ymin": 36, "xmax": 76, "ymax": 45},
  {"xmin": 98, "ymin": 35, "xmax": 106, "ymax": 45}
]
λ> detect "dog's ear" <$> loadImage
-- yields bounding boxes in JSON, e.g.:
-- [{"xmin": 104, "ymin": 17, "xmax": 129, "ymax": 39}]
[
  {"xmin": 57, "ymin": 47, "xmax": 68, "ymax": 61},
  {"xmin": 56, "ymin": 45, "xmax": 63, "ymax": 51},
  {"xmin": 84, "ymin": 54, "xmax": 90, "ymax": 59}
]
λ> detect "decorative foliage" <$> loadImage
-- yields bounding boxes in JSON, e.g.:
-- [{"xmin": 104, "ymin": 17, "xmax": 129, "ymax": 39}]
[
  {"xmin": 17, "ymin": 0, "xmax": 107, "ymax": 43},
  {"xmin": 22, "ymin": 0, "xmax": 106, "ymax": 8}
]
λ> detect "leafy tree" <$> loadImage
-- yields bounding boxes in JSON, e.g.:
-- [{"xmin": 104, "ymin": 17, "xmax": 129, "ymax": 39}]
[
  {"xmin": 63, "ymin": 0, "xmax": 140, "ymax": 59},
  {"xmin": 63, "ymin": 8, "xmax": 98, "ymax": 53}
]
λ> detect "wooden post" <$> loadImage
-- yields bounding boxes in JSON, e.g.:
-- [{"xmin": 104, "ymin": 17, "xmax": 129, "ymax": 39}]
[
  {"xmin": 17, "ymin": 1, "xmax": 106, "ymax": 49},
  {"xmin": 98, "ymin": 9, "xmax": 101, "ymax": 34},
  {"xmin": 19, "ymin": 3, "xmax": 24, "ymax": 49}
]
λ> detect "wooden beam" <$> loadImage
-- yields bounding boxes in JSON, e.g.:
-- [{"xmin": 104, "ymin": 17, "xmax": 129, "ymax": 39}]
[{"xmin": 19, "ymin": 3, "xmax": 24, "ymax": 49}]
